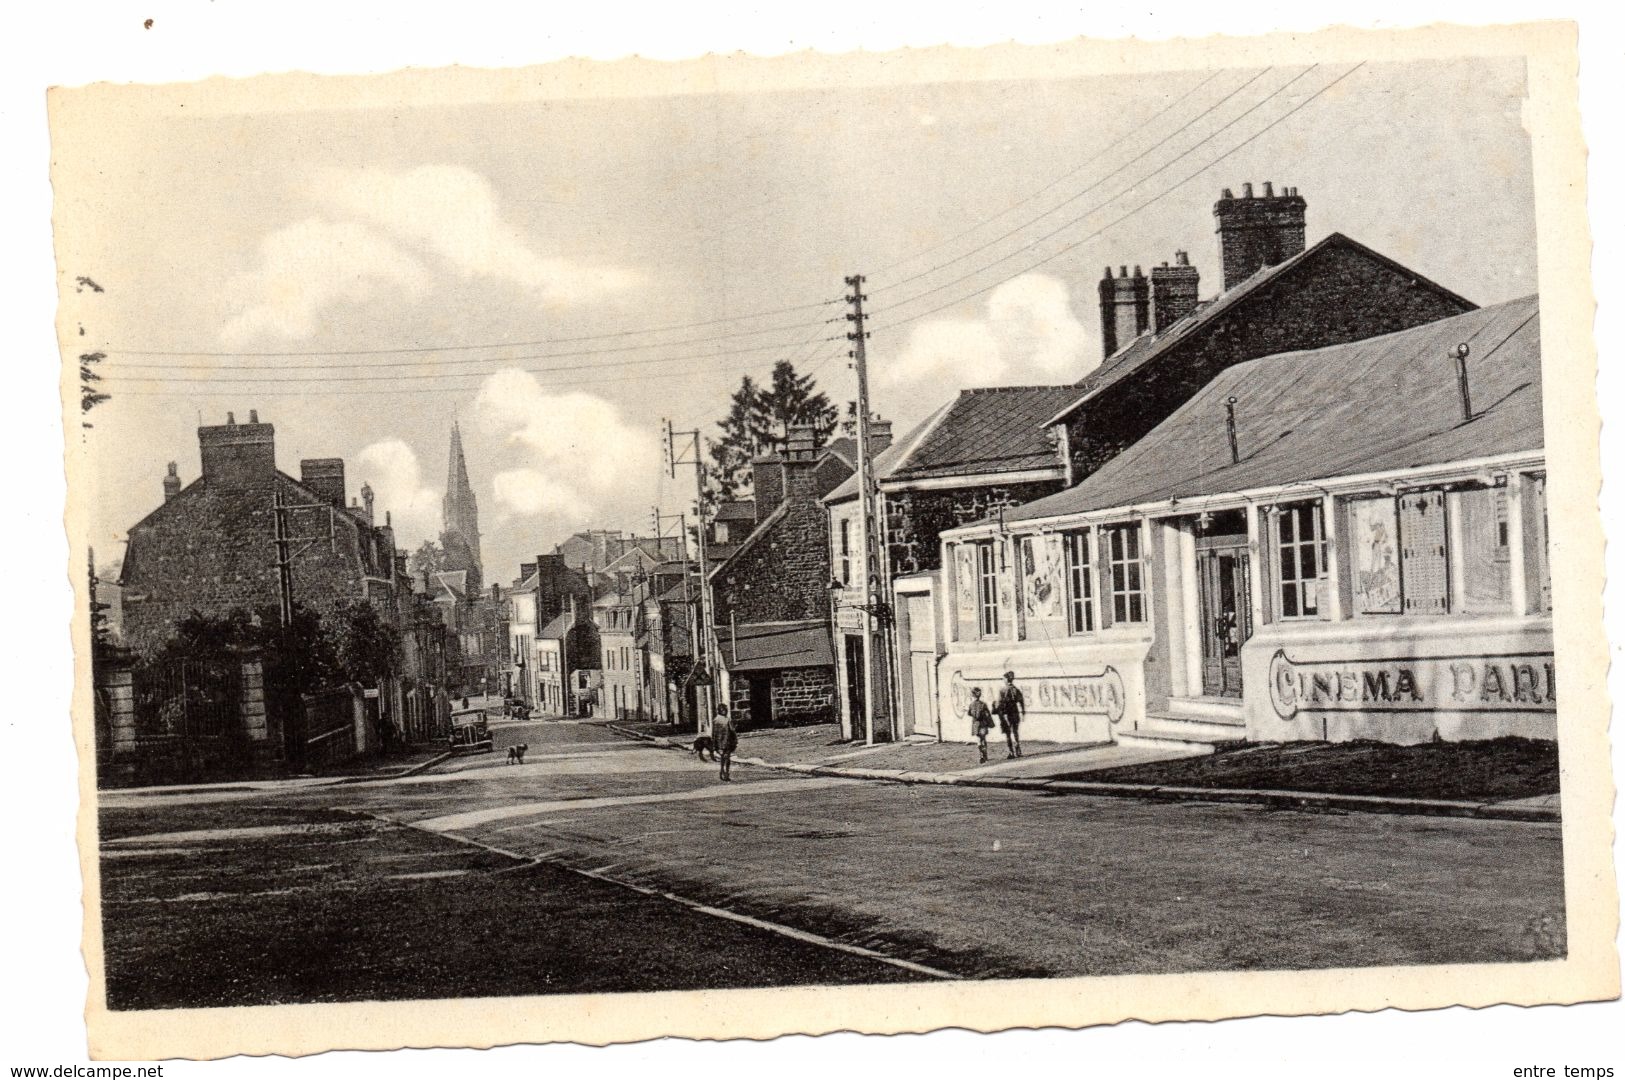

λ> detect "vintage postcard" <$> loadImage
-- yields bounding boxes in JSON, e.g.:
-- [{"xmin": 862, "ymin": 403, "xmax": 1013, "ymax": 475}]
[{"xmin": 53, "ymin": 19, "xmax": 1616, "ymax": 1060}]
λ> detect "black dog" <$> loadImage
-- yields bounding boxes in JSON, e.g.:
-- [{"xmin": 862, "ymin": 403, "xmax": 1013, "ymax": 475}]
[
  {"xmin": 691, "ymin": 735, "xmax": 717, "ymax": 762},
  {"xmin": 506, "ymin": 743, "xmax": 528, "ymax": 765}
]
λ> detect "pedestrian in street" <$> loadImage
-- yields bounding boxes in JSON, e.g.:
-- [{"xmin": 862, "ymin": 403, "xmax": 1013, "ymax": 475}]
[
  {"xmin": 967, "ymin": 687, "xmax": 994, "ymax": 763},
  {"xmin": 713, "ymin": 704, "xmax": 739, "ymax": 782},
  {"xmin": 995, "ymin": 670, "xmax": 1025, "ymax": 759}
]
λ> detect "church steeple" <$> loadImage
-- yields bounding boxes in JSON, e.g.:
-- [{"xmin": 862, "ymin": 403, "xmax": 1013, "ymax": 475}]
[{"xmin": 441, "ymin": 422, "xmax": 483, "ymax": 591}]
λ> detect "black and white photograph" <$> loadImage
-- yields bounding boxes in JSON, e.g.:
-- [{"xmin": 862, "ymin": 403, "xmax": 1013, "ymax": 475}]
[{"xmin": 25, "ymin": 7, "xmax": 1620, "ymax": 1067}]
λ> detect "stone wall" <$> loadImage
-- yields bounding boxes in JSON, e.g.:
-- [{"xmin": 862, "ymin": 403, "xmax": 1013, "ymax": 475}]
[
  {"xmin": 884, "ymin": 481, "xmax": 1066, "ymax": 577},
  {"xmin": 728, "ymin": 665, "xmax": 835, "ymax": 727},
  {"xmin": 1065, "ymin": 242, "xmax": 1474, "ymax": 481},
  {"xmin": 772, "ymin": 665, "xmax": 836, "ymax": 724},
  {"xmin": 120, "ymin": 471, "xmax": 395, "ymax": 656},
  {"xmin": 713, "ymin": 465, "xmax": 832, "ymax": 625}
]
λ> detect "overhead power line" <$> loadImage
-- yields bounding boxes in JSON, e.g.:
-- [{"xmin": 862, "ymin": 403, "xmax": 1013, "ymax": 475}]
[
  {"xmin": 872, "ymin": 63, "xmax": 1362, "ymax": 330},
  {"xmin": 871, "ymin": 67, "xmax": 1267, "ymax": 293},
  {"xmin": 102, "ymin": 331, "xmax": 847, "ymax": 386},
  {"xmin": 106, "ymin": 296, "xmax": 844, "ymax": 359}
]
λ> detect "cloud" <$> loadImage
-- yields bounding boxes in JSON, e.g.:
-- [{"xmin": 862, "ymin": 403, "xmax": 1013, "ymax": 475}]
[
  {"xmin": 221, "ymin": 219, "xmax": 432, "ymax": 345},
  {"xmin": 884, "ymin": 273, "xmax": 1092, "ymax": 389},
  {"xmin": 491, "ymin": 469, "xmax": 592, "ymax": 523},
  {"xmin": 313, "ymin": 165, "xmax": 639, "ymax": 305},
  {"xmin": 354, "ymin": 438, "xmax": 441, "ymax": 547},
  {"xmin": 474, "ymin": 369, "xmax": 661, "ymax": 526}
]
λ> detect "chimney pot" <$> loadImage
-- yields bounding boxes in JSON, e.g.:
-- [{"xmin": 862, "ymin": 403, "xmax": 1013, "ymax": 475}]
[
  {"xmin": 1133, "ymin": 265, "xmax": 1144, "ymax": 278},
  {"xmin": 1102, "ymin": 265, "xmax": 1113, "ymax": 279},
  {"xmin": 1214, "ymin": 182, "xmax": 1307, "ymax": 289},
  {"xmin": 1263, "ymin": 181, "xmax": 1274, "ymax": 198},
  {"xmin": 1242, "ymin": 182, "xmax": 1254, "ymax": 198},
  {"xmin": 1119, "ymin": 265, "xmax": 1128, "ymax": 277},
  {"xmin": 226, "ymin": 411, "xmax": 236, "ymax": 426},
  {"xmin": 248, "ymin": 409, "xmax": 259, "ymax": 423},
  {"xmin": 1221, "ymin": 187, "xmax": 1234, "ymax": 199},
  {"xmin": 1176, "ymin": 250, "xmax": 1190, "ymax": 267}
]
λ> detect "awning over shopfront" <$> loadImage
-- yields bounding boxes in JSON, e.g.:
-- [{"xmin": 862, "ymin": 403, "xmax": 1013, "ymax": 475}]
[
  {"xmin": 1007, "ymin": 295, "xmax": 1541, "ymax": 523},
  {"xmin": 716, "ymin": 619, "xmax": 835, "ymax": 673}
]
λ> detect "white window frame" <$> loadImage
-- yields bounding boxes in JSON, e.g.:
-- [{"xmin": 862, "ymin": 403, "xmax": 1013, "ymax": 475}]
[
  {"xmin": 976, "ymin": 540, "xmax": 1001, "ymax": 638},
  {"xmin": 1276, "ymin": 500, "xmax": 1328, "ymax": 619},
  {"xmin": 1105, "ymin": 524, "xmax": 1146, "ymax": 625},
  {"xmin": 1064, "ymin": 529, "xmax": 1095, "ymax": 634}
]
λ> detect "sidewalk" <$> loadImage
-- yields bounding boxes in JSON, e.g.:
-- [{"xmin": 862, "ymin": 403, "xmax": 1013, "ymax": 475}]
[{"xmin": 604, "ymin": 722, "xmax": 1560, "ymax": 823}]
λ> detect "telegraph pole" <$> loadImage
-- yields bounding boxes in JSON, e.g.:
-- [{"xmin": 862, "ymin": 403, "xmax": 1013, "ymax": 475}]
[
  {"xmin": 845, "ymin": 274, "xmax": 890, "ymax": 744},
  {"xmin": 666, "ymin": 419, "xmax": 716, "ymax": 732},
  {"xmin": 271, "ymin": 491, "xmax": 337, "ymax": 630},
  {"xmin": 274, "ymin": 489, "xmax": 295, "ymax": 627}
]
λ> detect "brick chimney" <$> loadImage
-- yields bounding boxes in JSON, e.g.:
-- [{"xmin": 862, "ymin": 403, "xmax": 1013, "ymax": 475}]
[
  {"xmin": 752, "ymin": 447, "xmax": 785, "ymax": 519},
  {"xmin": 300, "ymin": 458, "xmax": 347, "ymax": 509},
  {"xmin": 867, "ymin": 418, "xmax": 893, "ymax": 457},
  {"xmin": 1151, "ymin": 251, "xmax": 1200, "ymax": 333},
  {"xmin": 1213, "ymin": 182, "xmax": 1307, "ymax": 291},
  {"xmin": 162, "ymin": 461, "xmax": 181, "ymax": 501},
  {"xmin": 198, "ymin": 411, "xmax": 276, "ymax": 491},
  {"xmin": 1098, "ymin": 265, "xmax": 1149, "ymax": 360}
]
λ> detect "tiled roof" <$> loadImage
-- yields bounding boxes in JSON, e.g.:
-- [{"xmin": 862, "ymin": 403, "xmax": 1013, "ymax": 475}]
[
  {"xmin": 887, "ymin": 384, "xmax": 1075, "ymax": 481},
  {"xmin": 1006, "ymin": 296, "xmax": 1541, "ymax": 523},
  {"xmin": 1047, "ymin": 232, "xmax": 1477, "ymax": 426},
  {"xmin": 716, "ymin": 619, "xmax": 835, "ymax": 672},
  {"xmin": 714, "ymin": 500, "xmax": 758, "ymax": 522},
  {"xmin": 824, "ymin": 400, "xmax": 957, "ymax": 503},
  {"xmin": 823, "ymin": 388, "xmax": 1069, "ymax": 497}
]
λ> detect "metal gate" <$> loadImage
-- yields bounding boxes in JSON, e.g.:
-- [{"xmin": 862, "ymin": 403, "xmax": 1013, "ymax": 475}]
[{"xmin": 131, "ymin": 657, "xmax": 242, "ymax": 755}]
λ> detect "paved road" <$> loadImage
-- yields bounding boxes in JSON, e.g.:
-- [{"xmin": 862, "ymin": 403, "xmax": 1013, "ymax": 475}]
[{"xmin": 97, "ymin": 719, "xmax": 1567, "ymax": 1008}]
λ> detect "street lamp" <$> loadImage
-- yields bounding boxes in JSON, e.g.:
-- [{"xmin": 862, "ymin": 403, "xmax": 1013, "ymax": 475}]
[{"xmin": 828, "ymin": 576, "xmax": 893, "ymax": 626}]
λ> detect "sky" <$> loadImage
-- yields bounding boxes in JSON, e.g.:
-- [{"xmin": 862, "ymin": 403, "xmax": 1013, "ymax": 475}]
[{"xmin": 53, "ymin": 53, "xmax": 1537, "ymax": 582}]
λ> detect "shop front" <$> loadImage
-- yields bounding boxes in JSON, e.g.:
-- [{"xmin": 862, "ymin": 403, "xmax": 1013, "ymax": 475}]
[{"xmin": 936, "ymin": 296, "xmax": 1552, "ymax": 748}]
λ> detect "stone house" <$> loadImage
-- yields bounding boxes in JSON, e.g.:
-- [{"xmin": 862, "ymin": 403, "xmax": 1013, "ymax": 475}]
[
  {"xmin": 705, "ymin": 425, "xmax": 862, "ymax": 729},
  {"xmin": 119, "ymin": 412, "xmax": 412, "ymax": 655}
]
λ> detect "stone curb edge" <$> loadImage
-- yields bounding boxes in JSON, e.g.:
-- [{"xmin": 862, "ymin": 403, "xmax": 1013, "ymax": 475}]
[{"xmin": 599, "ymin": 724, "xmax": 1557, "ymax": 823}]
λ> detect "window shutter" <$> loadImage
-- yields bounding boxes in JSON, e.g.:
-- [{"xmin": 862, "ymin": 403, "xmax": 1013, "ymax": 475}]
[{"xmin": 1399, "ymin": 491, "xmax": 1449, "ymax": 614}]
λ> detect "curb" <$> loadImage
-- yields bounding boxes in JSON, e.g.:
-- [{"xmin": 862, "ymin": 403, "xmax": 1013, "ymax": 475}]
[
  {"xmin": 396, "ymin": 751, "xmax": 454, "ymax": 778},
  {"xmin": 598, "ymin": 724, "xmax": 1560, "ymax": 823}
]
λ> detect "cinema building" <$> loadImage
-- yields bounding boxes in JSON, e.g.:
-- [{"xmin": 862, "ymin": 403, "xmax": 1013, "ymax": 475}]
[{"xmin": 935, "ymin": 296, "xmax": 1552, "ymax": 748}]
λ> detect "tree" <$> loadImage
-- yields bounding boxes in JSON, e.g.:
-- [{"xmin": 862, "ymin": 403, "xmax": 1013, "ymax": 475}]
[
  {"xmin": 332, "ymin": 600, "xmax": 402, "ymax": 686},
  {"xmin": 703, "ymin": 376, "xmax": 769, "ymax": 510},
  {"xmin": 701, "ymin": 362, "xmax": 838, "ymax": 511},
  {"xmin": 408, "ymin": 541, "xmax": 445, "ymax": 583},
  {"xmin": 762, "ymin": 360, "xmax": 837, "ymax": 448}
]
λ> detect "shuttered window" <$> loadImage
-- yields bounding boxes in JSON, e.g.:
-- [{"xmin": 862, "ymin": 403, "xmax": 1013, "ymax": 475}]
[
  {"xmin": 1398, "ymin": 490, "xmax": 1449, "ymax": 614},
  {"xmin": 1452, "ymin": 487, "xmax": 1512, "ymax": 613}
]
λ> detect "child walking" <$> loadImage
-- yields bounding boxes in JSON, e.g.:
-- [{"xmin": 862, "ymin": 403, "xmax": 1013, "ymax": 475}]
[
  {"xmin": 713, "ymin": 704, "xmax": 740, "ymax": 781},
  {"xmin": 967, "ymin": 687, "xmax": 994, "ymax": 763}
]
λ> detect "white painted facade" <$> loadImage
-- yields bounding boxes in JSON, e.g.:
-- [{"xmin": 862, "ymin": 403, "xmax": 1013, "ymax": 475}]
[{"xmin": 938, "ymin": 454, "xmax": 1555, "ymax": 747}]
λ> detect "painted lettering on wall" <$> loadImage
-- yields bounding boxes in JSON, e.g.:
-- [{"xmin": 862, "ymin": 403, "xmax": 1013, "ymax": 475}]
[
  {"xmin": 1268, "ymin": 648, "xmax": 1556, "ymax": 719},
  {"xmin": 950, "ymin": 668, "xmax": 1126, "ymax": 725}
]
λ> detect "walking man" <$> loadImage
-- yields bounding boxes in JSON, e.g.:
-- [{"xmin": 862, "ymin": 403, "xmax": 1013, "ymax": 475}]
[
  {"xmin": 995, "ymin": 670, "xmax": 1025, "ymax": 759},
  {"xmin": 713, "ymin": 704, "xmax": 740, "ymax": 782},
  {"xmin": 967, "ymin": 687, "xmax": 994, "ymax": 763}
]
